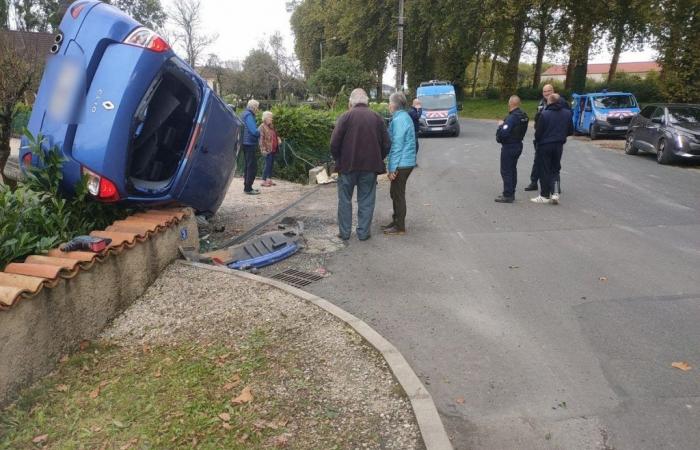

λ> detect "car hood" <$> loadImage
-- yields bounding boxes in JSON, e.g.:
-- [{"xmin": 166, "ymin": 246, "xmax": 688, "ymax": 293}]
[{"xmin": 673, "ymin": 123, "xmax": 700, "ymax": 136}]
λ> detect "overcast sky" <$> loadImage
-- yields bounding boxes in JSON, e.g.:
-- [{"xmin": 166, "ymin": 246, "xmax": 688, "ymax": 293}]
[{"xmin": 160, "ymin": 0, "xmax": 657, "ymax": 85}]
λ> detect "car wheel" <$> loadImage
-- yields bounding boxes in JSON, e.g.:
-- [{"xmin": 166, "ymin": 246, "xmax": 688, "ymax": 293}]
[
  {"xmin": 624, "ymin": 133, "xmax": 638, "ymax": 155},
  {"xmin": 453, "ymin": 125, "xmax": 460, "ymax": 137},
  {"xmin": 656, "ymin": 138, "xmax": 672, "ymax": 164},
  {"xmin": 590, "ymin": 124, "xmax": 598, "ymax": 140}
]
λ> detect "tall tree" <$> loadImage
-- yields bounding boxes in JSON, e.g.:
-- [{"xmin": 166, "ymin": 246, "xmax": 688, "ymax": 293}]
[
  {"xmin": 562, "ymin": 0, "xmax": 604, "ymax": 92},
  {"xmin": 168, "ymin": 0, "xmax": 217, "ymax": 68},
  {"xmin": 109, "ymin": 0, "xmax": 166, "ymax": 29},
  {"xmin": 605, "ymin": 0, "xmax": 650, "ymax": 82},
  {"xmin": 529, "ymin": 0, "xmax": 562, "ymax": 88},
  {"xmin": 501, "ymin": 0, "xmax": 532, "ymax": 95}
]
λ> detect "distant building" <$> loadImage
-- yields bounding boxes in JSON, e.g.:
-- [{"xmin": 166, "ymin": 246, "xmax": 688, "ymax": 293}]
[{"xmin": 542, "ymin": 61, "xmax": 661, "ymax": 82}]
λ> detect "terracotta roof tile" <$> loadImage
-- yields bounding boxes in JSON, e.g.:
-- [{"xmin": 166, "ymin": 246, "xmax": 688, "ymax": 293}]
[{"xmin": 0, "ymin": 208, "xmax": 192, "ymax": 310}]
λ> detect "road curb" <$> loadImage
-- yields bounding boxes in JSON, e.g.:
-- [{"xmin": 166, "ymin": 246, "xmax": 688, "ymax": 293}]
[{"xmin": 179, "ymin": 260, "xmax": 453, "ymax": 450}]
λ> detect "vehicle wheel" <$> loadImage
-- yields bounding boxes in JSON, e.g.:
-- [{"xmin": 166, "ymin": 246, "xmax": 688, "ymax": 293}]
[
  {"xmin": 453, "ymin": 125, "xmax": 460, "ymax": 137},
  {"xmin": 590, "ymin": 125, "xmax": 599, "ymax": 140},
  {"xmin": 656, "ymin": 138, "xmax": 672, "ymax": 164},
  {"xmin": 624, "ymin": 133, "xmax": 638, "ymax": 155}
]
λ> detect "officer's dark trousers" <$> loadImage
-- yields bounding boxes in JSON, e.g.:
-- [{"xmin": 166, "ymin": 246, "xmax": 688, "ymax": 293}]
[
  {"xmin": 500, "ymin": 143, "xmax": 523, "ymax": 198},
  {"xmin": 537, "ymin": 142, "xmax": 563, "ymax": 198},
  {"xmin": 390, "ymin": 167, "xmax": 413, "ymax": 230},
  {"xmin": 242, "ymin": 144, "xmax": 258, "ymax": 192},
  {"xmin": 529, "ymin": 142, "xmax": 540, "ymax": 184}
]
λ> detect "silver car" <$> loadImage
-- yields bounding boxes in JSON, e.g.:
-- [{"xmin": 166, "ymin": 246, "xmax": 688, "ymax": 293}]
[{"xmin": 625, "ymin": 104, "xmax": 700, "ymax": 164}]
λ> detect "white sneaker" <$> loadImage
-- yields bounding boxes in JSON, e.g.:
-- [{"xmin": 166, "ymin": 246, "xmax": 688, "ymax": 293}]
[
  {"xmin": 550, "ymin": 193, "xmax": 560, "ymax": 205},
  {"xmin": 530, "ymin": 195, "xmax": 551, "ymax": 204}
]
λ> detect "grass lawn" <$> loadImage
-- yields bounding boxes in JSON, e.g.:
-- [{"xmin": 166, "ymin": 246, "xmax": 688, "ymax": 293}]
[{"xmin": 459, "ymin": 98, "xmax": 539, "ymax": 121}]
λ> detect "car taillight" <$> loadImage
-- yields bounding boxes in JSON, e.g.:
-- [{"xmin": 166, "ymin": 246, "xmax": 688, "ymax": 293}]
[
  {"xmin": 71, "ymin": 2, "xmax": 88, "ymax": 18},
  {"xmin": 22, "ymin": 153, "xmax": 33, "ymax": 168},
  {"xmin": 124, "ymin": 27, "xmax": 170, "ymax": 53},
  {"xmin": 82, "ymin": 167, "xmax": 120, "ymax": 202}
]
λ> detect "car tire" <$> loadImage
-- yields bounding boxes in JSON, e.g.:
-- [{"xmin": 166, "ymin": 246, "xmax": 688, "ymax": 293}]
[
  {"xmin": 624, "ymin": 133, "xmax": 638, "ymax": 155},
  {"xmin": 590, "ymin": 124, "xmax": 599, "ymax": 140},
  {"xmin": 453, "ymin": 125, "xmax": 460, "ymax": 137},
  {"xmin": 656, "ymin": 138, "xmax": 672, "ymax": 165}
]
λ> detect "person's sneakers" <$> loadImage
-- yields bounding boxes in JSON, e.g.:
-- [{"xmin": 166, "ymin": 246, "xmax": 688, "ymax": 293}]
[
  {"xmin": 550, "ymin": 193, "xmax": 560, "ymax": 204},
  {"xmin": 244, "ymin": 189, "xmax": 260, "ymax": 195},
  {"xmin": 336, "ymin": 233, "xmax": 350, "ymax": 241},
  {"xmin": 358, "ymin": 235, "xmax": 371, "ymax": 241},
  {"xmin": 494, "ymin": 195, "xmax": 514, "ymax": 203},
  {"xmin": 381, "ymin": 222, "xmax": 396, "ymax": 230},
  {"xmin": 383, "ymin": 226, "xmax": 405, "ymax": 235},
  {"xmin": 524, "ymin": 183, "xmax": 538, "ymax": 191},
  {"xmin": 530, "ymin": 195, "xmax": 551, "ymax": 204}
]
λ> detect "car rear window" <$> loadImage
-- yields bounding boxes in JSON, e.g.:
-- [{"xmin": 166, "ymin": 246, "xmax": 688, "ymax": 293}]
[{"xmin": 668, "ymin": 107, "xmax": 700, "ymax": 124}]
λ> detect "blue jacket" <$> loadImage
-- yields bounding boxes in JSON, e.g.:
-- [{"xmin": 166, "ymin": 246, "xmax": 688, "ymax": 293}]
[
  {"xmin": 535, "ymin": 102, "xmax": 573, "ymax": 145},
  {"xmin": 496, "ymin": 107, "xmax": 529, "ymax": 145},
  {"xmin": 241, "ymin": 108, "xmax": 260, "ymax": 146},
  {"xmin": 387, "ymin": 109, "xmax": 416, "ymax": 172}
]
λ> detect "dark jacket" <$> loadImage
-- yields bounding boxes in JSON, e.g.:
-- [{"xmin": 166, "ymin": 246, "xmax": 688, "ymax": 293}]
[
  {"xmin": 241, "ymin": 108, "xmax": 260, "ymax": 146},
  {"xmin": 535, "ymin": 101, "xmax": 574, "ymax": 145},
  {"xmin": 496, "ymin": 107, "xmax": 529, "ymax": 145},
  {"xmin": 408, "ymin": 106, "xmax": 422, "ymax": 133},
  {"xmin": 534, "ymin": 95, "xmax": 569, "ymax": 128},
  {"xmin": 331, "ymin": 104, "xmax": 391, "ymax": 174}
]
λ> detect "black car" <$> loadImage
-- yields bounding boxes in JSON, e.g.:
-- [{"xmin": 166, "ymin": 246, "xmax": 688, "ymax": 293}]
[{"xmin": 625, "ymin": 104, "xmax": 700, "ymax": 164}]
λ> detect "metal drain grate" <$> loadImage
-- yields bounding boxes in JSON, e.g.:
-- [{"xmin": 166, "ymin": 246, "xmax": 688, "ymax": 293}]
[{"xmin": 271, "ymin": 269, "xmax": 323, "ymax": 288}]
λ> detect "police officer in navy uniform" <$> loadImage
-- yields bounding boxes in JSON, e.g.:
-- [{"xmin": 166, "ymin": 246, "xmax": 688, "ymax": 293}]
[{"xmin": 495, "ymin": 95, "xmax": 529, "ymax": 203}]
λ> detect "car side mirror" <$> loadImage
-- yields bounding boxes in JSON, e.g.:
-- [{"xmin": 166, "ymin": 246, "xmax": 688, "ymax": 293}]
[
  {"xmin": 651, "ymin": 117, "xmax": 664, "ymax": 124},
  {"xmin": 457, "ymin": 103, "xmax": 463, "ymax": 111}
]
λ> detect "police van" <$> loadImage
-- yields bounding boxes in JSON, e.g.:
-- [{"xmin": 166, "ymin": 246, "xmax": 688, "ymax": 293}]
[
  {"xmin": 571, "ymin": 91, "xmax": 641, "ymax": 140},
  {"xmin": 416, "ymin": 81, "xmax": 461, "ymax": 137}
]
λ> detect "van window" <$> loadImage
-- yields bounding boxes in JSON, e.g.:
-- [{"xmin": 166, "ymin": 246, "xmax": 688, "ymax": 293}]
[{"xmin": 593, "ymin": 95, "xmax": 637, "ymax": 109}]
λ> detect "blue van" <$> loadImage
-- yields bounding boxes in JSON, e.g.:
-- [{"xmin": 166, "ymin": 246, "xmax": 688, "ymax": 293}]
[
  {"xmin": 416, "ymin": 81, "xmax": 460, "ymax": 137},
  {"xmin": 571, "ymin": 91, "xmax": 640, "ymax": 140},
  {"xmin": 21, "ymin": 0, "xmax": 241, "ymax": 215}
]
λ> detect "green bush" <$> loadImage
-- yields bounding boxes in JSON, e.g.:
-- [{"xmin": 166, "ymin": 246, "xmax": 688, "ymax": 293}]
[
  {"xmin": 585, "ymin": 73, "xmax": 663, "ymax": 103},
  {"xmin": 516, "ymin": 86, "xmax": 542, "ymax": 100},
  {"xmin": 484, "ymin": 87, "xmax": 500, "ymax": 99},
  {"xmin": 11, "ymin": 103, "xmax": 31, "ymax": 137},
  {"xmin": 0, "ymin": 131, "xmax": 130, "ymax": 269}
]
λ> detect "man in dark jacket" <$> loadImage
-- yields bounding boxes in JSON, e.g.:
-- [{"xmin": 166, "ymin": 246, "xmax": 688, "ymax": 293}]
[
  {"xmin": 240, "ymin": 99, "xmax": 261, "ymax": 195},
  {"xmin": 407, "ymin": 98, "xmax": 422, "ymax": 156},
  {"xmin": 331, "ymin": 88, "xmax": 391, "ymax": 241},
  {"xmin": 525, "ymin": 84, "xmax": 569, "ymax": 191},
  {"xmin": 532, "ymin": 93, "xmax": 573, "ymax": 204},
  {"xmin": 495, "ymin": 95, "xmax": 529, "ymax": 203}
]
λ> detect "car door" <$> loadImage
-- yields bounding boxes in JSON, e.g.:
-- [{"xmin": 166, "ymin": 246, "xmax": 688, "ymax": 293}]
[
  {"xmin": 582, "ymin": 97, "xmax": 593, "ymax": 132},
  {"xmin": 175, "ymin": 92, "xmax": 241, "ymax": 214},
  {"xmin": 647, "ymin": 107, "xmax": 666, "ymax": 149},
  {"xmin": 632, "ymin": 105, "xmax": 655, "ymax": 151}
]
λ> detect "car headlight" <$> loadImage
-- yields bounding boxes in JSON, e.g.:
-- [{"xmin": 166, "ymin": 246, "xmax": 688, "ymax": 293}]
[
  {"xmin": 676, "ymin": 134, "xmax": 687, "ymax": 149},
  {"xmin": 595, "ymin": 112, "xmax": 607, "ymax": 121},
  {"xmin": 448, "ymin": 115, "xmax": 457, "ymax": 124}
]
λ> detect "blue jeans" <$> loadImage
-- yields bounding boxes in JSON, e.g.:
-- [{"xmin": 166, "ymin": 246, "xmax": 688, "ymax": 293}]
[
  {"xmin": 242, "ymin": 145, "xmax": 257, "ymax": 192},
  {"xmin": 262, "ymin": 153, "xmax": 275, "ymax": 180},
  {"xmin": 337, "ymin": 171, "xmax": 377, "ymax": 240}
]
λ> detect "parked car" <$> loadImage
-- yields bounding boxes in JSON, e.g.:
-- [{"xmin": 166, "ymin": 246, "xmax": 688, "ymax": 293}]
[
  {"xmin": 571, "ymin": 91, "xmax": 641, "ymax": 139},
  {"xmin": 416, "ymin": 80, "xmax": 461, "ymax": 137},
  {"xmin": 625, "ymin": 104, "xmax": 700, "ymax": 164},
  {"xmin": 20, "ymin": 0, "xmax": 242, "ymax": 215}
]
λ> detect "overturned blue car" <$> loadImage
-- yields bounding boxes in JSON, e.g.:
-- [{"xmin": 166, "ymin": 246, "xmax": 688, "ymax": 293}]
[{"xmin": 21, "ymin": 1, "xmax": 241, "ymax": 215}]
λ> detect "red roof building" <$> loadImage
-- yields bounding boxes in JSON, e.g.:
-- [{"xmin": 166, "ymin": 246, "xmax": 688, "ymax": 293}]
[{"xmin": 542, "ymin": 61, "xmax": 660, "ymax": 81}]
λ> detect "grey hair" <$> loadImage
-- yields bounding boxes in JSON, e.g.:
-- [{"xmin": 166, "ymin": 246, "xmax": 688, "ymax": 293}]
[
  {"xmin": 509, "ymin": 95, "xmax": 521, "ymax": 106},
  {"xmin": 247, "ymin": 99, "xmax": 260, "ymax": 110},
  {"xmin": 389, "ymin": 92, "xmax": 408, "ymax": 110},
  {"xmin": 548, "ymin": 93, "xmax": 560, "ymax": 104},
  {"xmin": 262, "ymin": 111, "xmax": 273, "ymax": 121},
  {"xmin": 349, "ymin": 88, "xmax": 369, "ymax": 107}
]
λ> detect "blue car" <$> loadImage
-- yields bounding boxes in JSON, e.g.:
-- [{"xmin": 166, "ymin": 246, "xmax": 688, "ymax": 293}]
[
  {"xmin": 571, "ymin": 91, "xmax": 640, "ymax": 140},
  {"xmin": 21, "ymin": 1, "xmax": 241, "ymax": 215}
]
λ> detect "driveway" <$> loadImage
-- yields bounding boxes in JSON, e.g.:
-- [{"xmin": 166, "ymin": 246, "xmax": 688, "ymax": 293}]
[{"xmin": 303, "ymin": 119, "xmax": 700, "ymax": 449}]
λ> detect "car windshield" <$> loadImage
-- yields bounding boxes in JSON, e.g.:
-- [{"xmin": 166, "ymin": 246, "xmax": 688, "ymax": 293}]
[
  {"xmin": 668, "ymin": 107, "xmax": 700, "ymax": 124},
  {"xmin": 418, "ymin": 94, "xmax": 455, "ymax": 110},
  {"xmin": 593, "ymin": 95, "xmax": 637, "ymax": 109}
]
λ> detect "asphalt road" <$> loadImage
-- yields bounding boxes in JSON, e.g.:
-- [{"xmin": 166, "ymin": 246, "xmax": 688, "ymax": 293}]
[{"xmin": 306, "ymin": 119, "xmax": 700, "ymax": 450}]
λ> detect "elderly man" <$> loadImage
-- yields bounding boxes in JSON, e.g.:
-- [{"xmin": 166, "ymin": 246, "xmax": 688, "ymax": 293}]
[
  {"xmin": 495, "ymin": 95, "xmax": 529, "ymax": 203},
  {"xmin": 331, "ymin": 88, "xmax": 391, "ymax": 241},
  {"xmin": 383, "ymin": 92, "xmax": 417, "ymax": 235},
  {"xmin": 525, "ymin": 84, "xmax": 569, "ymax": 192},
  {"xmin": 532, "ymin": 93, "xmax": 573, "ymax": 204},
  {"xmin": 240, "ymin": 99, "xmax": 261, "ymax": 195}
]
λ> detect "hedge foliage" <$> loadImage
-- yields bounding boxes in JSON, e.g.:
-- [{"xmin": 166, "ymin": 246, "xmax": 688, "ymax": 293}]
[{"xmin": 0, "ymin": 132, "xmax": 129, "ymax": 269}]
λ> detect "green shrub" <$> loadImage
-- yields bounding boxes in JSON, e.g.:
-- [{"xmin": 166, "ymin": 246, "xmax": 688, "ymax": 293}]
[
  {"xmin": 516, "ymin": 86, "xmax": 542, "ymax": 100},
  {"xmin": 585, "ymin": 73, "xmax": 663, "ymax": 103},
  {"xmin": 0, "ymin": 131, "xmax": 130, "ymax": 269},
  {"xmin": 484, "ymin": 87, "xmax": 500, "ymax": 99},
  {"xmin": 11, "ymin": 103, "xmax": 31, "ymax": 137}
]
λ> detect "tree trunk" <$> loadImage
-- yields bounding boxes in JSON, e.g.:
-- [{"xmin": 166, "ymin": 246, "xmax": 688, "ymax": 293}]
[
  {"xmin": 488, "ymin": 51, "xmax": 498, "ymax": 89},
  {"xmin": 565, "ymin": 18, "xmax": 594, "ymax": 93},
  {"xmin": 607, "ymin": 26, "xmax": 624, "ymax": 83},
  {"xmin": 501, "ymin": 4, "xmax": 529, "ymax": 96},
  {"xmin": 471, "ymin": 48, "xmax": 481, "ymax": 98},
  {"xmin": 532, "ymin": 22, "xmax": 547, "ymax": 88}
]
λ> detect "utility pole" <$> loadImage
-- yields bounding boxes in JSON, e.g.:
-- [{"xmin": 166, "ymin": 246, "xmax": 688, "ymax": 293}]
[{"xmin": 395, "ymin": 0, "xmax": 404, "ymax": 91}]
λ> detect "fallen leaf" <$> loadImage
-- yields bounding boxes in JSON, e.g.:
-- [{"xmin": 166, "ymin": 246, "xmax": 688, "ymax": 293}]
[
  {"xmin": 59, "ymin": 355, "xmax": 69, "ymax": 364},
  {"xmin": 79, "ymin": 340, "xmax": 90, "ymax": 351},
  {"xmin": 218, "ymin": 412, "xmax": 231, "ymax": 422},
  {"xmin": 238, "ymin": 433, "xmax": 249, "ymax": 444},
  {"xmin": 55, "ymin": 384, "xmax": 69, "ymax": 392},
  {"xmin": 253, "ymin": 420, "xmax": 269, "ymax": 430},
  {"xmin": 455, "ymin": 397, "xmax": 465, "ymax": 405},
  {"xmin": 222, "ymin": 422, "xmax": 233, "ymax": 430},
  {"xmin": 91, "ymin": 426, "xmax": 102, "ymax": 432},
  {"xmin": 272, "ymin": 433, "xmax": 291, "ymax": 447},
  {"xmin": 89, "ymin": 387, "xmax": 100, "ymax": 399},
  {"xmin": 672, "ymin": 361, "xmax": 692, "ymax": 371},
  {"xmin": 231, "ymin": 386, "xmax": 253, "ymax": 405},
  {"xmin": 32, "ymin": 434, "xmax": 48, "ymax": 444},
  {"xmin": 154, "ymin": 368, "xmax": 162, "ymax": 378},
  {"xmin": 119, "ymin": 438, "xmax": 138, "ymax": 450},
  {"xmin": 99, "ymin": 380, "xmax": 110, "ymax": 388},
  {"xmin": 142, "ymin": 344, "xmax": 151, "ymax": 354},
  {"xmin": 599, "ymin": 276, "xmax": 608, "ymax": 282},
  {"xmin": 223, "ymin": 381, "xmax": 239, "ymax": 391},
  {"xmin": 112, "ymin": 420, "xmax": 127, "ymax": 429}
]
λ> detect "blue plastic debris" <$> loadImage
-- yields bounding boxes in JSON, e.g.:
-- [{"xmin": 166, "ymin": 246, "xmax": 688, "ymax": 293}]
[{"xmin": 228, "ymin": 242, "xmax": 300, "ymax": 270}]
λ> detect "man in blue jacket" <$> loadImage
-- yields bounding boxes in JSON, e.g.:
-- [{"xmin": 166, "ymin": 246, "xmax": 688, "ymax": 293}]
[
  {"xmin": 383, "ymin": 91, "xmax": 417, "ymax": 235},
  {"xmin": 532, "ymin": 93, "xmax": 573, "ymax": 204},
  {"xmin": 495, "ymin": 95, "xmax": 529, "ymax": 203},
  {"xmin": 240, "ymin": 99, "xmax": 261, "ymax": 195}
]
